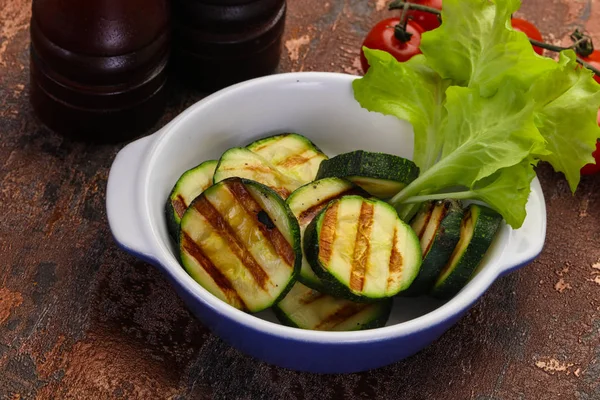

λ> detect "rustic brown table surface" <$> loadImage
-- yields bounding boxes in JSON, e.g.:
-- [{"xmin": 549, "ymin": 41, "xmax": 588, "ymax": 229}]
[{"xmin": 1, "ymin": 0, "xmax": 599, "ymax": 399}]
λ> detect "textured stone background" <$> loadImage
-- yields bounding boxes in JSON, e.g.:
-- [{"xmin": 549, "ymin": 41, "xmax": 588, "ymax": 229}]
[{"xmin": 1, "ymin": 0, "xmax": 599, "ymax": 399}]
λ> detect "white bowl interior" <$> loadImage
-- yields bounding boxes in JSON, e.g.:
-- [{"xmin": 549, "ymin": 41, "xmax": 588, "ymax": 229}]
[{"xmin": 143, "ymin": 73, "xmax": 511, "ymax": 331}]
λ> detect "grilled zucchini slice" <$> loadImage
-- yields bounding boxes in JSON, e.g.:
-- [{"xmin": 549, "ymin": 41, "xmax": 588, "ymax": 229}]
[
  {"xmin": 315, "ymin": 150, "xmax": 419, "ymax": 199},
  {"xmin": 213, "ymin": 147, "xmax": 303, "ymax": 199},
  {"xmin": 273, "ymin": 282, "xmax": 392, "ymax": 331},
  {"xmin": 304, "ymin": 195, "xmax": 422, "ymax": 301},
  {"xmin": 246, "ymin": 133, "xmax": 328, "ymax": 184},
  {"xmin": 179, "ymin": 177, "xmax": 301, "ymax": 312},
  {"xmin": 431, "ymin": 204, "xmax": 503, "ymax": 299},
  {"xmin": 403, "ymin": 200, "xmax": 464, "ymax": 296},
  {"xmin": 286, "ymin": 178, "xmax": 370, "ymax": 291},
  {"xmin": 214, "ymin": 134, "xmax": 328, "ymax": 200},
  {"xmin": 165, "ymin": 160, "xmax": 218, "ymax": 241}
]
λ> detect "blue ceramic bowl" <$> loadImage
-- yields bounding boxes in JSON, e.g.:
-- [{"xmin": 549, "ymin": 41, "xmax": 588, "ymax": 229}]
[{"xmin": 106, "ymin": 72, "xmax": 546, "ymax": 374}]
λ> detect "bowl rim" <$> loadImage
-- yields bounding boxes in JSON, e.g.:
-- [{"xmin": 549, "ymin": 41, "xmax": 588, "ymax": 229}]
[{"xmin": 129, "ymin": 71, "xmax": 545, "ymax": 343}]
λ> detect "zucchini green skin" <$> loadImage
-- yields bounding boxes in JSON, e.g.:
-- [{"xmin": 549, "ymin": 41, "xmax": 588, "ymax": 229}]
[
  {"xmin": 431, "ymin": 204, "xmax": 503, "ymax": 299},
  {"xmin": 315, "ymin": 150, "xmax": 420, "ymax": 199},
  {"xmin": 304, "ymin": 195, "xmax": 422, "ymax": 302},
  {"xmin": 165, "ymin": 160, "xmax": 218, "ymax": 242},
  {"xmin": 179, "ymin": 177, "xmax": 301, "ymax": 312},
  {"xmin": 272, "ymin": 282, "xmax": 392, "ymax": 331},
  {"xmin": 285, "ymin": 177, "xmax": 370, "ymax": 292},
  {"xmin": 403, "ymin": 200, "xmax": 464, "ymax": 296}
]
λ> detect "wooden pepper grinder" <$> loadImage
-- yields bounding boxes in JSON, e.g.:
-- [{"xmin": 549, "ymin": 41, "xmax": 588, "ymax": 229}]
[
  {"xmin": 171, "ymin": 0, "xmax": 286, "ymax": 90},
  {"xmin": 29, "ymin": 0, "xmax": 170, "ymax": 143}
]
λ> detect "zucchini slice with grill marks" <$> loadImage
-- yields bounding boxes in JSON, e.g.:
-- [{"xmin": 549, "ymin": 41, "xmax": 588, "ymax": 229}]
[
  {"xmin": 246, "ymin": 133, "xmax": 328, "ymax": 184},
  {"xmin": 179, "ymin": 177, "xmax": 301, "ymax": 312},
  {"xmin": 304, "ymin": 195, "xmax": 422, "ymax": 301},
  {"xmin": 165, "ymin": 160, "xmax": 218, "ymax": 241},
  {"xmin": 213, "ymin": 147, "xmax": 303, "ymax": 199},
  {"xmin": 315, "ymin": 150, "xmax": 420, "ymax": 199},
  {"xmin": 403, "ymin": 200, "xmax": 464, "ymax": 296},
  {"xmin": 286, "ymin": 178, "xmax": 370, "ymax": 291},
  {"xmin": 431, "ymin": 204, "xmax": 503, "ymax": 299},
  {"xmin": 273, "ymin": 281, "xmax": 392, "ymax": 331}
]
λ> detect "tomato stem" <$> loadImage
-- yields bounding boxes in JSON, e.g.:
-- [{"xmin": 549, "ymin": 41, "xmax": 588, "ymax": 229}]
[
  {"xmin": 576, "ymin": 57, "xmax": 600, "ymax": 78},
  {"xmin": 570, "ymin": 29, "xmax": 594, "ymax": 57},
  {"xmin": 389, "ymin": 1, "xmax": 441, "ymax": 15},
  {"xmin": 528, "ymin": 38, "xmax": 600, "ymax": 76},
  {"xmin": 394, "ymin": 1, "xmax": 413, "ymax": 42},
  {"xmin": 399, "ymin": 1, "xmax": 410, "ymax": 28},
  {"xmin": 526, "ymin": 38, "xmax": 565, "ymax": 53}
]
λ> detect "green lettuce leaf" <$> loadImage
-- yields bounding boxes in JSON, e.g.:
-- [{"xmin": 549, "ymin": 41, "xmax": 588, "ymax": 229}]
[
  {"xmin": 420, "ymin": 0, "xmax": 557, "ymax": 97},
  {"xmin": 469, "ymin": 160, "xmax": 537, "ymax": 228},
  {"xmin": 353, "ymin": 49, "xmax": 449, "ymax": 171},
  {"xmin": 529, "ymin": 50, "xmax": 600, "ymax": 192},
  {"xmin": 402, "ymin": 160, "xmax": 536, "ymax": 228},
  {"xmin": 390, "ymin": 83, "xmax": 546, "ymax": 206}
]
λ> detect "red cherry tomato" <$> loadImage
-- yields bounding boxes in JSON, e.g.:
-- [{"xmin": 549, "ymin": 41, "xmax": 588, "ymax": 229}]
[
  {"xmin": 581, "ymin": 50, "xmax": 600, "ymax": 84},
  {"xmin": 360, "ymin": 18, "xmax": 424, "ymax": 74},
  {"xmin": 511, "ymin": 18, "xmax": 544, "ymax": 56},
  {"xmin": 580, "ymin": 109, "xmax": 600, "ymax": 175},
  {"xmin": 406, "ymin": 0, "xmax": 442, "ymax": 32}
]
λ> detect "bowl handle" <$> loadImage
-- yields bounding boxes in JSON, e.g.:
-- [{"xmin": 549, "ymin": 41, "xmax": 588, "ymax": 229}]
[
  {"xmin": 106, "ymin": 134, "xmax": 158, "ymax": 261},
  {"xmin": 497, "ymin": 179, "xmax": 547, "ymax": 275}
]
